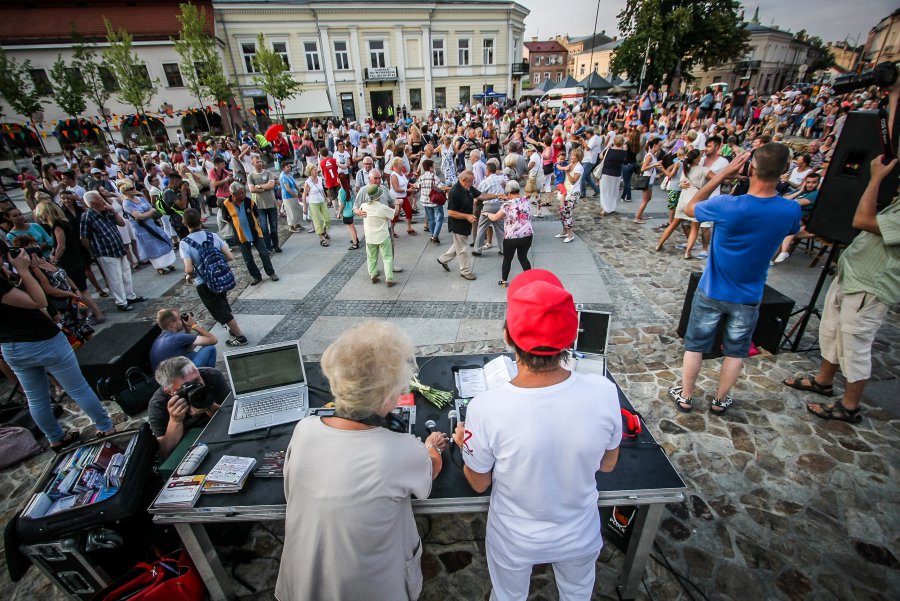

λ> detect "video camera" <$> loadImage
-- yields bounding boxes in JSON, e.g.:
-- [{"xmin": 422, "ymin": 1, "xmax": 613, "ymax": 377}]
[{"xmin": 831, "ymin": 61, "xmax": 899, "ymax": 95}]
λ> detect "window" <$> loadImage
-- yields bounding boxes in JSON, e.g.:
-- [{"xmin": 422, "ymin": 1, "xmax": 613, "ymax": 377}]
[
  {"xmin": 194, "ymin": 62, "xmax": 204, "ymax": 80},
  {"xmin": 64, "ymin": 67, "xmax": 82, "ymax": 82},
  {"xmin": 98, "ymin": 66, "xmax": 119, "ymax": 92},
  {"xmin": 369, "ymin": 40, "xmax": 386, "ymax": 69},
  {"xmin": 535, "ymin": 55, "xmax": 542, "ymax": 66},
  {"xmin": 483, "ymin": 39, "xmax": 494, "ymax": 65},
  {"xmin": 273, "ymin": 41, "xmax": 291, "ymax": 69},
  {"xmin": 241, "ymin": 42, "xmax": 258, "ymax": 73},
  {"xmin": 303, "ymin": 41, "xmax": 320, "ymax": 71},
  {"xmin": 136, "ymin": 65, "xmax": 152, "ymax": 87},
  {"xmin": 434, "ymin": 86, "xmax": 446, "ymax": 108},
  {"xmin": 544, "ymin": 72, "xmax": 551, "ymax": 81},
  {"xmin": 162, "ymin": 63, "xmax": 184, "ymax": 87},
  {"xmin": 334, "ymin": 41, "xmax": 350, "ymax": 70},
  {"xmin": 556, "ymin": 72, "xmax": 563, "ymax": 83},
  {"xmin": 459, "ymin": 86, "xmax": 470, "ymax": 106},
  {"xmin": 579, "ymin": 63, "xmax": 585, "ymax": 76},
  {"xmin": 458, "ymin": 38, "xmax": 470, "ymax": 65},
  {"xmin": 432, "ymin": 39, "xmax": 445, "ymax": 67},
  {"xmin": 532, "ymin": 72, "xmax": 540, "ymax": 84},
  {"xmin": 29, "ymin": 69, "xmax": 52, "ymax": 95},
  {"xmin": 410, "ymin": 88, "xmax": 422, "ymax": 110}
]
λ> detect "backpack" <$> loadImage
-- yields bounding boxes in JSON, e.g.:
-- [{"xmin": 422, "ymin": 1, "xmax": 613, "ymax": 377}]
[{"xmin": 182, "ymin": 232, "xmax": 236, "ymax": 294}]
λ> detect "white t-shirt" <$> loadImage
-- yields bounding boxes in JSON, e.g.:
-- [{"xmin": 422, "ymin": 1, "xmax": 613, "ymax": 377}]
[
  {"xmin": 527, "ymin": 151, "xmax": 541, "ymax": 178},
  {"xmin": 705, "ymin": 155, "xmax": 729, "ymax": 196},
  {"xmin": 461, "ymin": 372, "xmax": 622, "ymax": 564},
  {"xmin": 334, "ymin": 150, "xmax": 351, "ymax": 174},
  {"xmin": 584, "ymin": 135, "xmax": 601, "ymax": 164}
]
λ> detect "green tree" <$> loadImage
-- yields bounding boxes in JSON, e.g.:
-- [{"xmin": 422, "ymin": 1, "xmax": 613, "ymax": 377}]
[
  {"xmin": 72, "ymin": 32, "xmax": 115, "ymax": 144},
  {"xmin": 804, "ymin": 35, "xmax": 836, "ymax": 74},
  {"xmin": 0, "ymin": 49, "xmax": 46, "ymax": 118},
  {"xmin": 173, "ymin": 3, "xmax": 212, "ymax": 131},
  {"xmin": 251, "ymin": 32, "xmax": 301, "ymax": 125},
  {"xmin": 611, "ymin": 0, "xmax": 749, "ymax": 91},
  {"xmin": 103, "ymin": 18, "xmax": 159, "ymax": 139},
  {"xmin": 50, "ymin": 55, "xmax": 87, "ymax": 118}
]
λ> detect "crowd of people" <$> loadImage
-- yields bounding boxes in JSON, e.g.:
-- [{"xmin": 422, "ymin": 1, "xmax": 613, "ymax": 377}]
[{"xmin": 1, "ymin": 67, "xmax": 898, "ymax": 601}]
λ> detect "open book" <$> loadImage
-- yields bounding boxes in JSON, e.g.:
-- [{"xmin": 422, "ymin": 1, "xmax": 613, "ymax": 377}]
[{"xmin": 454, "ymin": 356, "xmax": 518, "ymax": 398}]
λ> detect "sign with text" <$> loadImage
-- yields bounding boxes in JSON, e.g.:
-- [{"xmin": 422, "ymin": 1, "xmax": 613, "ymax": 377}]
[{"xmin": 365, "ymin": 67, "xmax": 398, "ymax": 81}]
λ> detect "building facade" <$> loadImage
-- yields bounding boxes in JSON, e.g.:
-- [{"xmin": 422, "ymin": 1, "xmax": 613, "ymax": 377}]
[
  {"xmin": 861, "ymin": 8, "xmax": 900, "ymax": 68},
  {"xmin": 554, "ymin": 33, "xmax": 613, "ymax": 77},
  {"xmin": 0, "ymin": 0, "xmax": 220, "ymax": 155},
  {"xmin": 826, "ymin": 40, "xmax": 861, "ymax": 73},
  {"xmin": 522, "ymin": 40, "xmax": 568, "ymax": 88},
  {"xmin": 570, "ymin": 38, "xmax": 624, "ymax": 80},
  {"xmin": 214, "ymin": 0, "xmax": 529, "ymax": 122}
]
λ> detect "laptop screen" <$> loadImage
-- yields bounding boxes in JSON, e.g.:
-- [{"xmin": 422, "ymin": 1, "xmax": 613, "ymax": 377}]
[
  {"xmin": 576, "ymin": 311, "xmax": 609, "ymax": 355},
  {"xmin": 227, "ymin": 345, "xmax": 305, "ymax": 396}
]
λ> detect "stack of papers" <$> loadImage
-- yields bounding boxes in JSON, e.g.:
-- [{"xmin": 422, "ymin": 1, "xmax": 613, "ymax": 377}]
[
  {"xmin": 455, "ymin": 356, "xmax": 518, "ymax": 398},
  {"xmin": 153, "ymin": 475, "xmax": 206, "ymax": 508},
  {"xmin": 202, "ymin": 455, "xmax": 256, "ymax": 494}
]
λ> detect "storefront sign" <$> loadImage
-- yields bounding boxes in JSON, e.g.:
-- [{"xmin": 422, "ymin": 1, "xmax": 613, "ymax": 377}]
[
  {"xmin": 242, "ymin": 88, "xmax": 267, "ymax": 98},
  {"xmin": 365, "ymin": 67, "xmax": 398, "ymax": 81}
]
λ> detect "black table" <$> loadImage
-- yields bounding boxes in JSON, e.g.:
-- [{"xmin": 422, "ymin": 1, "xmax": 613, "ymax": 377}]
[{"xmin": 149, "ymin": 354, "xmax": 685, "ymax": 600}]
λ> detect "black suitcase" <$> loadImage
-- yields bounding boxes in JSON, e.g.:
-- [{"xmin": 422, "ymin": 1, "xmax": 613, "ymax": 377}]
[{"xmin": 16, "ymin": 424, "xmax": 157, "ymax": 544}]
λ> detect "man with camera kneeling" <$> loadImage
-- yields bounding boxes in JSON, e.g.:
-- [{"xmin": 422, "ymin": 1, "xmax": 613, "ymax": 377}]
[{"xmin": 150, "ymin": 356, "xmax": 231, "ymax": 458}]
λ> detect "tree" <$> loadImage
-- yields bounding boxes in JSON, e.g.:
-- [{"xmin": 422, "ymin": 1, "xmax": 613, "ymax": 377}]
[
  {"xmin": 804, "ymin": 35, "xmax": 836, "ymax": 74},
  {"xmin": 50, "ymin": 55, "xmax": 87, "ymax": 118},
  {"xmin": 173, "ymin": 3, "xmax": 212, "ymax": 131},
  {"xmin": 251, "ymin": 32, "xmax": 301, "ymax": 125},
  {"xmin": 611, "ymin": 0, "xmax": 749, "ymax": 91},
  {"xmin": 0, "ymin": 49, "xmax": 46, "ymax": 119},
  {"xmin": 103, "ymin": 18, "xmax": 159, "ymax": 139},
  {"xmin": 72, "ymin": 32, "xmax": 115, "ymax": 144}
]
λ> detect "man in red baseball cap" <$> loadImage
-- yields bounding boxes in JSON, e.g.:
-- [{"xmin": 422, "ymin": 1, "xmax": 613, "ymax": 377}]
[{"xmin": 453, "ymin": 269, "xmax": 622, "ymax": 601}]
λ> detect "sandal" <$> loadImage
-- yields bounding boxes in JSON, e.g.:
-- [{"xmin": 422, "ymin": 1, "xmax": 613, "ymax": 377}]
[
  {"xmin": 324, "ymin": 233, "xmax": 331, "ymax": 240},
  {"xmin": 807, "ymin": 400, "xmax": 861, "ymax": 424},
  {"xmin": 320, "ymin": 239, "xmax": 329, "ymax": 247},
  {"xmin": 349, "ymin": 243, "xmax": 360, "ymax": 250},
  {"xmin": 668, "ymin": 386, "xmax": 693, "ymax": 412},
  {"xmin": 407, "ymin": 229, "xmax": 418, "ymax": 235},
  {"xmin": 783, "ymin": 374, "xmax": 834, "ymax": 397},
  {"xmin": 156, "ymin": 268, "xmax": 168, "ymax": 275},
  {"xmin": 50, "ymin": 430, "xmax": 80, "ymax": 454},
  {"xmin": 633, "ymin": 218, "xmax": 647, "ymax": 224},
  {"xmin": 710, "ymin": 394, "xmax": 734, "ymax": 414}
]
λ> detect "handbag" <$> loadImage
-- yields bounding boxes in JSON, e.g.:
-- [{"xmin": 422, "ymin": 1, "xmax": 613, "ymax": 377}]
[
  {"xmin": 99, "ymin": 549, "xmax": 205, "ymax": 601},
  {"xmin": 99, "ymin": 367, "xmax": 159, "ymax": 416},
  {"xmin": 631, "ymin": 173, "xmax": 651, "ymax": 191},
  {"xmin": 0, "ymin": 426, "xmax": 41, "ymax": 470},
  {"xmin": 429, "ymin": 187, "xmax": 447, "ymax": 206}
]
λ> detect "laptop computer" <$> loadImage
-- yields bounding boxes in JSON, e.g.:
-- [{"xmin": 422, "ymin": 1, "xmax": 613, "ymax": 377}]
[
  {"xmin": 225, "ymin": 341, "xmax": 309, "ymax": 435},
  {"xmin": 572, "ymin": 309, "xmax": 611, "ymax": 377}
]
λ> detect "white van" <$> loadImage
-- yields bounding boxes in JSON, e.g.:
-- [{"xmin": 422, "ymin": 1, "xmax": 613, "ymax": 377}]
[{"xmin": 539, "ymin": 87, "xmax": 585, "ymax": 109}]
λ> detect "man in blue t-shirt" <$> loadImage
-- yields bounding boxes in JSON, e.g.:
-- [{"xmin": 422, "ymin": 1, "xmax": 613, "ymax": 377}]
[
  {"xmin": 669, "ymin": 143, "xmax": 800, "ymax": 414},
  {"xmin": 149, "ymin": 308, "xmax": 219, "ymax": 372}
]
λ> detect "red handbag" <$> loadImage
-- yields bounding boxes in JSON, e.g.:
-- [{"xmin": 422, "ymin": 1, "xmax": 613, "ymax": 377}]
[
  {"xmin": 429, "ymin": 188, "xmax": 447, "ymax": 206},
  {"xmin": 100, "ymin": 549, "xmax": 205, "ymax": 601}
]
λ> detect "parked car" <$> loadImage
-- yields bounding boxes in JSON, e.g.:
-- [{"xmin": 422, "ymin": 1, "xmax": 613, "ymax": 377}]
[{"xmin": 591, "ymin": 95, "xmax": 620, "ymax": 105}]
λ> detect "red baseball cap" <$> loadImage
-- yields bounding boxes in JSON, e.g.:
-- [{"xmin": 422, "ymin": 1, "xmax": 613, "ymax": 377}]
[{"xmin": 506, "ymin": 269, "xmax": 577, "ymax": 356}]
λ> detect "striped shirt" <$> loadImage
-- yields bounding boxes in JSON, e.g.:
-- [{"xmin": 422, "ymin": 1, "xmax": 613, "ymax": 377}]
[{"xmin": 837, "ymin": 200, "xmax": 900, "ymax": 305}]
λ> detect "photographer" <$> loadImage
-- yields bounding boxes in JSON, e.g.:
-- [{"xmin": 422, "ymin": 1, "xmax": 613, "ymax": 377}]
[
  {"xmin": 149, "ymin": 308, "xmax": 218, "ymax": 371},
  {"xmin": 150, "ymin": 356, "xmax": 230, "ymax": 459}
]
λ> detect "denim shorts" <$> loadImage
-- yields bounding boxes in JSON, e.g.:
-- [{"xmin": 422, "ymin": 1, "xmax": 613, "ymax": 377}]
[{"xmin": 684, "ymin": 290, "xmax": 760, "ymax": 358}]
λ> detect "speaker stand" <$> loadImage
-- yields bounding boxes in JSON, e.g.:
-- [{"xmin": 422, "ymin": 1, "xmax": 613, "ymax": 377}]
[{"xmin": 781, "ymin": 242, "xmax": 840, "ymax": 353}]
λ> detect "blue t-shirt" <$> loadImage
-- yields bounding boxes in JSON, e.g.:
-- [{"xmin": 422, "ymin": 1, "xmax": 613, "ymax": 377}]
[
  {"xmin": 695, "ymin": 194, "xmax": 801, "ymax": 304},
  {"xmin": 280, "ymin": 170, "xmax": 298, "ymax": 199},
  {"xmin": 150, "ymin": 330, "xmax": 199, "ymax": 371},
  {"xmin": 7, "ymin": 223, "xmax": 54, "ymax": 258}
]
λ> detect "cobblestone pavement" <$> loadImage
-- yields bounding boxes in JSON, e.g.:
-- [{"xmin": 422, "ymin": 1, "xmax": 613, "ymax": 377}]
[{"xmin": 1, "ymin": 194, "xmax": 898, "ymax": 601}]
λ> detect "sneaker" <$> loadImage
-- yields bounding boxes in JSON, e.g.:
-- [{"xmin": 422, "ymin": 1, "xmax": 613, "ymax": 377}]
[
  {"xmin": 675, "ymin": 242, "xmax": 692, "ymax": 250},
  {"xmin": 481, "ymin": 243, "xmax": 493, "ymax": 250},
  {"xmin": 774, "ymin": 251, "xmax": 790, "ymax": 264},
  {"xmin": 250, "ymin": 278, "xmax": 262, "ymax": 285},
  {"xmin": 116, "ymin": 304, "xmax": 134, "ymax": 312},
  {"xmin": 126, "ymin": 296, "xmax": 146, "ymax": 304},
  {"xmin": 461, "ymin": 272, "xmax": 476, "ymax": 280},
  {"xmin": 386, "ymin": 279, "xmax": 395, "ymax": 287},
  {"xmin": 273, "ymin": 247, "xmax": 283, "ymax": 254},
  {"xmin": 697, "ymin": 250, "xmax": 709, "ymax": 259},
  {"xmin": 226, "ymin": 336, "xmax": 248, "ymax": 347},
  {"xmin": 269, "ymin": 274, "xmax": 280, "ymax": 281}
]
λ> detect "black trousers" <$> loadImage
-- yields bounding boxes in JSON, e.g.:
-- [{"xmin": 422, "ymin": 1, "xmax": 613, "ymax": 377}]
[{"xmin": 501, "ymin": 235, "xmax": 533, "ymax": 281}]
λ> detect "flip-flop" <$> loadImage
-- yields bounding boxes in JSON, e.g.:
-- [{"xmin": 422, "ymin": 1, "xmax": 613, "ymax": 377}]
[{"xmin": 783, "ymin": 374, "xmax": 834, "ymax": 397}]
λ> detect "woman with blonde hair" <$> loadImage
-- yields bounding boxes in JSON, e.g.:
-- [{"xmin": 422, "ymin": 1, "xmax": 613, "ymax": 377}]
[
  {"xmin": 117, "ymin": 179, "xmax": 176, "ymax": 274},
  {"xmin": 302, "ymin": 163, "xmax": 331, "ymax": 246},
  {"xmin": 389, "ymin": 157, "xmax": 417, "ymax": 236},
  {"xmin": 277, "ymin": 320, "xmax": 447, "ymax": 601}
]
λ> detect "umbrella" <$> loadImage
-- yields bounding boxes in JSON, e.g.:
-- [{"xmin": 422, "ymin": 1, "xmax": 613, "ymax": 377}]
[{"xmin": 264, "ymin": 123, "xmax": 285, "ymax": 142}]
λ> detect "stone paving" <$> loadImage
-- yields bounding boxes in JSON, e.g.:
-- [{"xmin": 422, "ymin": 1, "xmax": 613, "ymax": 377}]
[{"xmin": 1, "ymin": 189, "xmax": 898, "ymax": 601}]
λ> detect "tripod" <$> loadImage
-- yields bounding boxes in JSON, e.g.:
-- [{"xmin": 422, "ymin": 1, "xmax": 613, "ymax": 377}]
[{"xmin": 781, "ymin": 242, "xmax": 840, "ymax": 353}]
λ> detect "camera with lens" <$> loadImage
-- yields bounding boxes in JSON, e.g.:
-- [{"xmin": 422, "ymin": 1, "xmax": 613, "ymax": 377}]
[
  {"xmin": 177, "ymin": 380, "xmax": 213, "ymax": 409},
  {"xmin": 831, "ymin": 61, "xmax": 899, "ymax": 95}
]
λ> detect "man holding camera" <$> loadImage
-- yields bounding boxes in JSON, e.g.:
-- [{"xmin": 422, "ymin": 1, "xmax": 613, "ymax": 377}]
[
  {"xmin": 149, "ymin": 308, "xmax": 218, "ymax": 371},
  {"xmin": 150, "ymin": 356, "xmax": 231, "ymax": 459}
]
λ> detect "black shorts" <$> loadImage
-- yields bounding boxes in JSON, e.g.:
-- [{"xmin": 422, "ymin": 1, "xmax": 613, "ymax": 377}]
[
  {"xmin": 196, "ymin": 283, "xmax": 234, "ymax": 325},
  {"xmin": 342, "ymin": 215, "xmax": 354, "ymax": 225}
]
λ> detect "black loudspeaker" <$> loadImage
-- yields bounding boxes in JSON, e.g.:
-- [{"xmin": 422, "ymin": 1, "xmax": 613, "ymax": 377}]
[
  {"xmin": 676, "ymin": 272, "xmax": 795, "ymax": 357},
  {"xmin": 807, "ymin": 110, "xmax": 900, "ymax": 245},
  {"xmin": 76, "ymin": 321, "xmax": 160, "ymax": 395}
]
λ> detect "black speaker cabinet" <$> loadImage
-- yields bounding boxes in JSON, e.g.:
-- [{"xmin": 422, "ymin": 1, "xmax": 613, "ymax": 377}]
[
  {"xmin": 676, "ymin": 272, "xmax": 794, "ymax": 357},
  {"xmin": 76, "ymin": 321, "xmax": 160, "ymax": 394},
  {"xmin": 807, "ymin": 110, "xmax": 900, "ymax": 246}
]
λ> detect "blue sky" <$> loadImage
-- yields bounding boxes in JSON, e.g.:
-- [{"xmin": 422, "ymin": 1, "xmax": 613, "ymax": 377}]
[{"xmin": 519, "ymin": 0, "xmax": 893, "ymax": 47}]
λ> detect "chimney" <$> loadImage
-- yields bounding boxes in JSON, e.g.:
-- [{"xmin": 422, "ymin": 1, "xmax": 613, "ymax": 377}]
[{"xmin": 531, "ymin": 36, "xmax": 538, "ymax": 42}]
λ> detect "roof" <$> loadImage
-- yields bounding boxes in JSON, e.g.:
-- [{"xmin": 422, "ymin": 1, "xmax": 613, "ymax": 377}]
[
  {"xmin": 0, "ymin": 0, "xmax": 214, "ymax": 45},
  {"xmin": 572, "ymin": 32, "xmax": 614, "ymax": 50},
  {"xmin": 552, "ymin": 75, "xmax": 581, "ymax": 89},
  {"xmin": 580, "ymin": 72, "xmax": 612, "ymax": 90},
  {"xmin": 524, "ymin": 40, "xmax": 568, "ymax": 54}
]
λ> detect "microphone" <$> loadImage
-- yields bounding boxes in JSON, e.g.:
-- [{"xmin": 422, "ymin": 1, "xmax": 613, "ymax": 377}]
[
  {"xmin": 448, "ymin": 410, "xmax": 458, "ymax": 446},
  {"xmin": 424, "ymin": 419, "xmax": 437, "ymax": 434}
]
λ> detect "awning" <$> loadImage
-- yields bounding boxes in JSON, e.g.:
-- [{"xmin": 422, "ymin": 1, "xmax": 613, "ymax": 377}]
[{"xmin": 280, "ymin": 90, "xmax": 334, "ymax": 117}]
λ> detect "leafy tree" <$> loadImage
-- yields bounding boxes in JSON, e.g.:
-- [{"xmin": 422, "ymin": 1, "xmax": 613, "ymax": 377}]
[
  {"xmin": 0, "ymin": 49, "xmax": 46, "ymax": 118},
  {"xmin": 50, "ymin": 55, "xmax": 87, "ymax": 118},
  {"xmin": 804, "ymin": 35, "xmax": 836, "ymax": 74},
  {"xmin": 72, "ymin": 32, "xmax": 115, "ymax": 143},
  {"xmin": 103, "ymin": 18, "xmax": 159, "ymax": 139},
  {"xmin": 611, "ymin": 0, "xmax": 749, "ymax": 90},
  {"xmin": 251, "ymin": 33, "xmax": 301, "ymax": 125},
  {"xmin": 173, "ymin": 3, "xmax": 212, "ymax": 131}
]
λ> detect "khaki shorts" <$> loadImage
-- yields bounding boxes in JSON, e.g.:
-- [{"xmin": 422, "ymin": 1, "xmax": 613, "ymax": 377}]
[{"xmin": 819, "ymin": 278, "xmax": 889, "ymax": 383}]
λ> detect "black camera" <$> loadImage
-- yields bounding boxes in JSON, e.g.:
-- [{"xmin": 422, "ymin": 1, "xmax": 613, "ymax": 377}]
[
  {"xmin": 177, "ymin": 380, "xmax": 213, "ymax": 409},
  {"xmin": 831, "ymin": 61, "xmax": 899, "ymax": 95}
]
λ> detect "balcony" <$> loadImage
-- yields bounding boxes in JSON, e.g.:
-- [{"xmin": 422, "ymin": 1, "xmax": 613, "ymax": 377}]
[{"xmin": 511, "ymin": 61, "xmax": 529, "ymax": 76}]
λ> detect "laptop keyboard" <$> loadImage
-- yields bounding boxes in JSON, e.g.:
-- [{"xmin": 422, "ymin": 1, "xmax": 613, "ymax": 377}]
[{"xmin": 235, "ymin": 392, "xmax": 304, "ymax": 420}]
